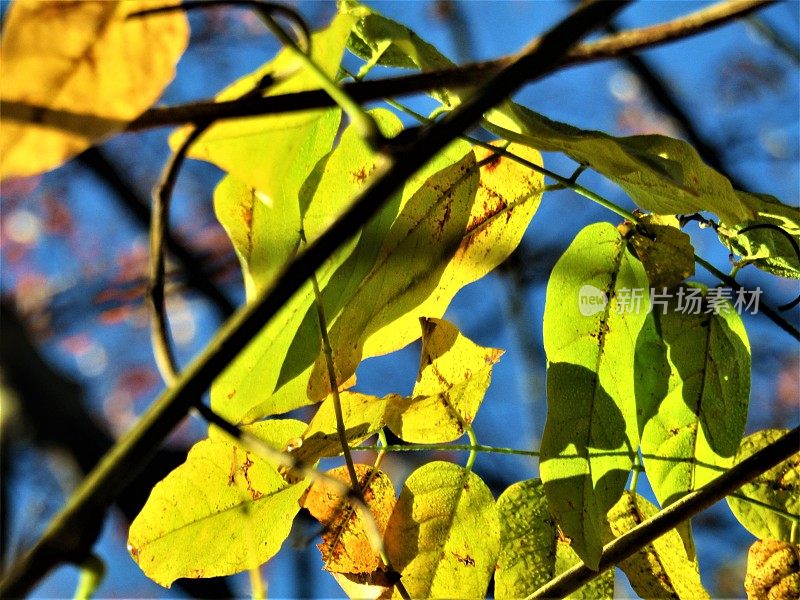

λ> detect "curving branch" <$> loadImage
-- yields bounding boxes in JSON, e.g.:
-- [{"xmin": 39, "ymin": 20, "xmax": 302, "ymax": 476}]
[
  {"xmin": 527, "ymin": 426, "xmax": 800, "ymax": 599},
  {"xmin": 0, "ymin": 2, "xmax": 630, "ymax": 596}
]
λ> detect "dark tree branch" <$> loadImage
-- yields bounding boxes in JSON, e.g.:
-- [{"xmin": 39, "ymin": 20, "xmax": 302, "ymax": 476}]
[
  {"xmin": 528, "ymin": 426, "xmax": 800, "ymax": 599},
  {"xmin": 0, "ymin": 3, "xmax": 629, "ymax": 596},
  {"xmin": 0, "ymin": 1, "xmax": 768, "ymax": 136}
]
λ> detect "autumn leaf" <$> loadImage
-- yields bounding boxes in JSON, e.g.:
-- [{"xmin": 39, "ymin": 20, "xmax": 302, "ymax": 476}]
[
  {"xmin": 1, "ymin": 0, "xmax": 188, "ymax": 179},
  {"xmin": 386, "ymin": 317, "xmax": 503, "ymax": 444},
  {"xmin": 303, "ymin": 465, "xmax": 396, "ymax": 574}
]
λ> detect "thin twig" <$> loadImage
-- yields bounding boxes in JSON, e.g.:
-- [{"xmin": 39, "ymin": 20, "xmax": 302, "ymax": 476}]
[
  {"xmin": 302, "ymin": 229, "xmax": 361, "ymax": 494},
  {"xmin": 112, "ymin": 0, "xmax": 769, "ymax": 132},
  {"xmin": 149, "ymin": 125, "xmax": 209, "ymax": 385},
  {"xmin": 526, "ymin": 427, "xmax": 800, "ymax": 599},
  {"xmin": 0, "ymin": 4, "xmax": 627, "ymax": 595}
]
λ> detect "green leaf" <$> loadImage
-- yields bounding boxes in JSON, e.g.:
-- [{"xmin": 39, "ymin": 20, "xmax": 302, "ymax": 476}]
[
  {"xmin": 128, "ymin": 420, "xmax": 308, "ymax": 587},
  {"xmin": 727, "ymin": 429, "xmax": 800, "ymax": 541},
  {"xmin": 386, "ymin": 317, "xmax": 503, "ymax": 444},
  {"xmin": 306, "ymin": 143, "xmax": 543, "ymax": 402},
  {"xmin": 721, "ymin": 192, "xmax": 800, "ymax": 279},
  {"xmin": 210, "ymin": 109, "xmax": 402, "ymax": 422},
  {"xmin": 343, "ymin": 0, "xmax": 452, "ymax": 71},
  {"xmin": 605, "ymin": 492, "xmax": 709, "ymax": 599},
  {"xmin": 627, "ymin": 214, "xmax": 695, "ymax": 289},
  {"xmin": 385, "ymin": 462, "xmax": 500, "ymax": 599},
  {"xmin": 172, "ymin": 12, "xmax": 356, "ymax": 193},
  {"xmin": 212, "ymin": 110, "xmax": 341, "ymax": 299},
  {"xmin": 541, "ymin": 222, "xmax": 656, "ymax": 569},
  {"xmin": 288, "ymin": 391, "xmax": 397, "ymax": 466},
  {"xmin": 484, "ymin": 103, "xmax": 755, "ymax": 225},
  {"xmin": 641, "ymin": 290, "xmax": 750, "ymax": 509},
  {"xmin": 495, "ymin": 479, "xmax": 614, "ymax": 600}
]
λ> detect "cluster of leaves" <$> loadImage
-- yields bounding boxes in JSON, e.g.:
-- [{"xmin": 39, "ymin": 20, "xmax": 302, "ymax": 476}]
[{"xmin": 2, "ymin": 1, "xmax": 798, "ymax": 598}]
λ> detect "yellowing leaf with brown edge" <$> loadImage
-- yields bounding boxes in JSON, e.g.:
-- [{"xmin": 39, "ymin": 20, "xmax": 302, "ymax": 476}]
[
  {"xmin": 1, "ymin": 0, "xmax": 188, "ymax": 179},
  {"xmin": 385, "ymin": 461, "xmax": 500, "ymax": 599},
  {"xmin": 303, "ymin": 464, "xmax": 396, "ymax": 574},
  {"xmin": 307, "ymin": 142, "xmax": 543, "ymax": 401},
  {"xmin": 386, "ymin": 317, "xmax": 503, "ymax": 443},
  {"xmin": 604, "ymin": 492, "xmax": 709, "ymax": 599}
]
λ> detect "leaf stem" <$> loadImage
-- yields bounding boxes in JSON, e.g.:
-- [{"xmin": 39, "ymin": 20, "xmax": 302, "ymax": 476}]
[
  {"xmin": 354, "ymin": 443, "xmax": 541, "ymax": 457},
  {"xmin": 301, "ymin": 229, "xmax": 361, "ymax": 495},
  {"xmin": 248, "ymin": 566, "xmax": 265, "ymax": 600},
  {"xmin": 465, "ymin": 427, "xmax": 479, "ymax": 473},
  {"xmin": 629, "ymin": 450, "xmax": 642, "ymax": 494}
]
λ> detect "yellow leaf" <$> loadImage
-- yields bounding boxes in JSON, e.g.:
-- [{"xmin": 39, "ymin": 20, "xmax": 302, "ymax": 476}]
[
  {"xmin": 1, "ymin": 0, "xmax": 188, "ymax": 179},
  {"xmin": 303, "ymin": 465, "xmax": 396, "ymax": 574},
  {"xmin": 386, "ymin": 317, "xmax": 503, "ymax": 443},
  {"xmin": 307, "ymin": 142, "xmax": 543, "ymax": 401},
  {"xmin": 171, "ymin": 12, "xmax": 356, "ymax": 194},
  {"xmin": 745, "ymin": 539, "xmax": 800, "ymax": 600},
  {"xmin": 385, "ymin": 461, "xmax": 500, "ymax": 599},
  {"xmin": 286, "ymin": 391, "xmax": 396, "ymax": 467}
]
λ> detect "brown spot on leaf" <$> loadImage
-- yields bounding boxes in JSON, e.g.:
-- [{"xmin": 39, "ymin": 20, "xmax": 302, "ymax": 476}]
[
  {"xmin": 453, "ymin": 552, "xmax": 476, "ymax": 567},
  {"xmin": 484, "ymin": 155, "xmax": 503, "ymax": 172}
]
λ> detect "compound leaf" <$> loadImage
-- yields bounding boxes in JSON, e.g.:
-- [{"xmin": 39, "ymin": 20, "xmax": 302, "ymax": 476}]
[
  {"xmin": 128, "ymin": 420, "xmax": 308, "ymax": 586},
  {"xmin": 385, "ymin": 462, "xmax": 499, "ymax": 599},
  {"xmin": 642, "ymin": 292, "xmax": 750, "ymax": 509},
  {"xmin": 605, "ymin": 492, "xmax": 708, "ymax": 599},
  {"xmin": 727, "ymin": 429, "xmax": 800, "ymax": 541},
  {"xmin": 1, "ymin": 0, "xmax": 188, "ymax": 179},
  {"xmin": 386, "ymin": 317, "xmax": 503, "ymax": 443},
  {"xmin": 541, "ymin": 222, "xmax": 657, "ymax": 569}
]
